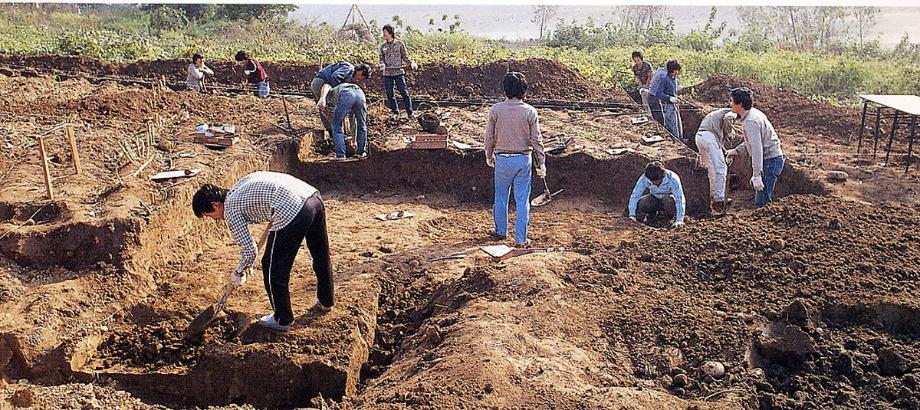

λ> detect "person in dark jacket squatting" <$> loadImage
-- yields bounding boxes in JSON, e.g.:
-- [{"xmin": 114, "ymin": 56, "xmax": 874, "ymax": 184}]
[{"xmin": 192, "ymin": 171, "xmax": 334, "ymax": 331}]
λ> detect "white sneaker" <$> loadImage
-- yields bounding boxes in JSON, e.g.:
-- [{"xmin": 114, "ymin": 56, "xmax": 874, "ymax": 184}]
[{"xmin": 257, "ymin": 313, "xmax": 291, "ymax": 331}]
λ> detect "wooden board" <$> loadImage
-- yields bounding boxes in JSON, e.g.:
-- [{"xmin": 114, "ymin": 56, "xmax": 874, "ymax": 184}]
[
  {"xmin": 410, "ymin": 141, "xmax": 449, "ymax": 150},
  {"xmin": 150, "ymin": 168, "xmax": 201, "ymax": 181},
  {"xmin": 193, "ymin": 134, "xmax": 239, "ymax": 147}
]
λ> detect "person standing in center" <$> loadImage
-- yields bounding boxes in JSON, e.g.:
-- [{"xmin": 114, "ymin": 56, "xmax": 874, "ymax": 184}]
[
  {"xmin": 380, "ymin": 24, "xmax": 417, "ymax": 121},
  {"xmin": 484, "ymin": 72, "xmax": 546, "ymax": 247},
  {"xmin": 695, "ymin": 107, "xmax": 737, "ymax": 213},
  {"xmin": 724, "ymin": 87, "xmax": 785, "ymax": 208}
]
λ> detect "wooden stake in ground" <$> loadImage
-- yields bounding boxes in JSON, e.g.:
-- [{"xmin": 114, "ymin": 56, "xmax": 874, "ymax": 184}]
[
  {"xmin": 37, "ymin": 136, "xmax": 54, "ymax": 200},
  {"xmin": 65, "ymin": 125, "xmax": 81, "ymax": 175},
  {"xmin": 282, "ymin": 96, "xmax": 293, "ymax": 131}
]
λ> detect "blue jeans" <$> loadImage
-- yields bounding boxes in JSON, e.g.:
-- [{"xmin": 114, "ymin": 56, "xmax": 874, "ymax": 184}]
[
  {"xmin": 493, "ymin": 154, "xmax": 532, "ymax": 244},
  {"xmin": 663, "ymin": 102, "xmax": 682, "ymax": 139},
  {"xmin": 332, "ymin": 86, "xmax": 368, "ymax": 158},
  {"xmin": 755, "ymin": 155, "xmax": 785, "ymax": 208},
  {"xmin": 384, "ymin": 75, "xmax": 413, "ymax": 115},
  {"xmin": 257, "ymin": 80, "xmax": 270, "ymax": 98}
]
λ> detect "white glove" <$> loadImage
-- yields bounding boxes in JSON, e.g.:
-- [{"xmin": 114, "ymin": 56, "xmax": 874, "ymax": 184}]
[
  {"xmin": 671, "ymin": 221, "xmax": 685, "ymax": 229},
  {"xmin": 410, "ymin": 61, "xmax": 418, "ymax": 70},
  {"xmin": 380, "ymin": 63, "xmax": 386, "ymax": 71},
  {"xmin": 751, "ymin": 175, "xmax": 765, "ymax": 191},
  {"xmin": 536, "ymin": 164, "xmax": 547, "ymax": 179},
  {"xmin": 669, "ymin": 96, "xmax": 679, "ymax": 104},
  {"xmin": 316, "ymin": 99, "xmax": 326, "ymax": 110},
  {"xmin": 725, "ymin": 148, "xmax": 738, "ymax": 158},
  {"xmin": 229, "ymin": 268, "xmax": 248, "ymax": 288},
  {"xmin": 486, "ymin": 156, "xmax": 495, "ymax": 168},
  {"xmin": 244, "ymin": 70, "xmax": 253, "ymax": 76}
]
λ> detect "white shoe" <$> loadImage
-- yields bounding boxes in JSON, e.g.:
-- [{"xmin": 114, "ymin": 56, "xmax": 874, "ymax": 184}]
[{"xmin": 257, "ymin": 313, "xmax": 291, "ymax": 331}]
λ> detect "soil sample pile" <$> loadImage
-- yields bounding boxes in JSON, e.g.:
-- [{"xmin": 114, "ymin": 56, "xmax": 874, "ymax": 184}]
[{"xmin": 692, "ymin": 75, "xmax": 860, "ymax": 140}]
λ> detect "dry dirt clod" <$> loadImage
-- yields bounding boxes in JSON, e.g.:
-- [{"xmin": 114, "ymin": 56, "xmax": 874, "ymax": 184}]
[
  {"xmin": 827, "ymin": 171, "xmax": 848, "ymax": 183},
  {"xmin": 769, "ymin": 239, "xmax": 785, "ymax": 252},
  {"xmin": 10, "ymin": 389, "xmax": 33, "ymax": 408}
]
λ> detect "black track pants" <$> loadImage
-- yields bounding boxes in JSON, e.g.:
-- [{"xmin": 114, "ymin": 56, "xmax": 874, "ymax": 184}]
[{"xmin": 261, "ymin": 194, "xmax": 334, "ymax": 325}]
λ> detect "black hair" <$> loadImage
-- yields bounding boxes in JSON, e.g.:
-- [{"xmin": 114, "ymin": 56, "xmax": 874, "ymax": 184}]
[
  {"xmin": 192, "ymin": 184, "xmax": 228, "ymax": 218},
  {"xmin": 502, "ymin": 72, "xmax": 527, "ymax": 99},
  {"xmin": 234, "ymin": 50, "xmax": 249, "ymax": 62},
  {"xmin": 666, "ymin": 59, "xmax": 681, "ymax": 74},
  {"xmin": 731, "ymin": 87, "xmax": 753, "ymax": 110},
  {"xmin": 355, "ymin": 63, "xmax": 371, "ymax": 78},
  {"xmin": 631, "ymin": 51, "xmax": 643, "ymax": 60},
  {"xmin": 644, "ymin": 161, "xmax": 666, "ymax": 181},
  {"xmin": 192, "ymin": 53, "xmax": 203, "ymax": 63},
  {"xmin": 383, "ymin": 24, "xmax": 396, "ymax": 38}
]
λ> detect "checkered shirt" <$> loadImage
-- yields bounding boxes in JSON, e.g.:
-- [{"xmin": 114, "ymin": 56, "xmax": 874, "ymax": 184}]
[{"xmin": 223, "ymin": 172, "xmax": 318, "ymax": 273}]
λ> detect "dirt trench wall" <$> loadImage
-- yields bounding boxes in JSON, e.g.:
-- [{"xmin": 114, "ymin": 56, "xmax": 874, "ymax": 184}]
[{"xmin": 290, "ymin": 143, "xmax": 824, "ymax": 217}]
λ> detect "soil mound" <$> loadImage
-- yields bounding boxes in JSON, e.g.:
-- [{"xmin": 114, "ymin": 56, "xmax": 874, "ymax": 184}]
[
  {"xmin": 0, "ymin": 54, "xmax": 628, "ymax": 102},
  {"xmin": 608, "ymin": 195, "xmax": 920, "ymax": 407},
  {"xmin": 692, "ymin": 75, "xmax": 861, "ymax": 140}
]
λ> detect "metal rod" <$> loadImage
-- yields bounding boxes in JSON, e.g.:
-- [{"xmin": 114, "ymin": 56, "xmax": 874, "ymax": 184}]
[
  {"xmin": 856, "ymin": 100, "xmax": 868, "ymax": 152},
  {"xmin": 884, "ymin": 111, "xmax": 900, "ymax": 165},
  {"xmin": 907, "ymin": 115, "xmax": 917, "ymax": 174},
  {"xmin": 282, "ymin": 96, "xmax": 293, "ymax": 130},
  {"xmin": 872, "ymin": 106, "xmax": 882, "ymax": 158}
]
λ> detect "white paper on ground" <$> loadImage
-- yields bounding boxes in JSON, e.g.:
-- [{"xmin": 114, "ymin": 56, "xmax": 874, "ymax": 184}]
[{"xmin": 480, "ymin": 245, "xmax": 513, "ymax": 258}]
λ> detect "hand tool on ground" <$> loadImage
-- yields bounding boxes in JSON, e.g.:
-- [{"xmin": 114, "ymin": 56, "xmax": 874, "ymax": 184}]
[
  {"xmin": 531, "ymin": 178, "xmax": 563, "ymax": 207},
  {"xmin": 722, "ymin": 154, "xmax": 733, "ymax": 216},
  {"xmin": 184, "ymin": 282, "xmax": 235, "ymax": 340}
]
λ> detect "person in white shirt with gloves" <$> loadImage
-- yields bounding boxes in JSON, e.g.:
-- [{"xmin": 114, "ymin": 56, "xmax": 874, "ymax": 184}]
[
  {"xmin": 694, "ymin": 107, "xmax": 737, "ymax": 213},
  {"xmin": 192, "ymin": 172, "xmax": 334, "ymax": 332},
  {"xmin": 724, "ymin": 87, "xmax": 785, "ymax": 208},
  {"xmin": 186, "ymin": 53, "xmax": 214, "ymax": 92}
]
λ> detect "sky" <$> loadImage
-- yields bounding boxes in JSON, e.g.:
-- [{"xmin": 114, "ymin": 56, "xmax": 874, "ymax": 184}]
[{"xmin": 293, "ymin": 5, "xmax": 920, "ymax": 46}]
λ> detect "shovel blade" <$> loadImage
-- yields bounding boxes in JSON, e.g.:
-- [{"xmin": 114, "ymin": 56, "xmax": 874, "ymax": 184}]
[
  {"xmin": 184, "ymin": 304, "xmax": 220, "ymax": 340},
  {"xmin": 530, "ymin": 192, "xmax": 552, "ymax": 207}
]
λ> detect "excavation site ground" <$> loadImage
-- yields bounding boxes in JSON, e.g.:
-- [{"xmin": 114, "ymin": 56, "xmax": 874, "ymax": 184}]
[{"xmin": 0, "ymin": 56, "xmax": 918, "ymax": 409}]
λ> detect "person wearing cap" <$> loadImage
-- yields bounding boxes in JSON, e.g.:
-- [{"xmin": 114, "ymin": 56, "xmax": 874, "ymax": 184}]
[
  {"xmin": 628, "ymin": 161, "xmax": 686, "ymax": 228},
  {"xmin": 695, "ymin": 107, "xmax": 738, "ymax": 213},
  {"xmin": 724, "ymin": 87, "xmax": 785, "ymax": 208},
  {"xmin": 484, "ymin": 72, "xmax": 546, "ymax": 247}
]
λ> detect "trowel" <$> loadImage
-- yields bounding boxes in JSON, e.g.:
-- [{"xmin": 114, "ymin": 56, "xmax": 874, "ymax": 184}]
[
  {"xmin": 184, "ymin": 283, "xmax": 235, "ymax": 340},
  {"xmin": 531, "ymin": 178, "xmax": 563, "ymax": 207}
]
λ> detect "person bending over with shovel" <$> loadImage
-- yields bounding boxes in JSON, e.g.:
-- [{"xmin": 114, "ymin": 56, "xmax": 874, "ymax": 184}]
[
  {"xmin": 484, "ymin": 72, "xmax": 546, "ymax": 248},
  {"xmin": 192, "ymin": 171, "xmax": 334, "ymax": 332},
  {"xmin": 628, "ymin": 161, "xmax": 686, "ymax": 228}
]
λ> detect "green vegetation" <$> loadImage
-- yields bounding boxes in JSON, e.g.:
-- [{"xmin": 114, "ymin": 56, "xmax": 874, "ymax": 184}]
[{"xmin": 0, "ymin": 4, "xmax": 918, "ymax": 102}]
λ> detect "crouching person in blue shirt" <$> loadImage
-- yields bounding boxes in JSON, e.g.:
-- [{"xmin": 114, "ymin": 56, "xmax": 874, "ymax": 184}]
[{"xmin": 628, "ymin": 161, "xmax": 686, "ymax": 228}]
